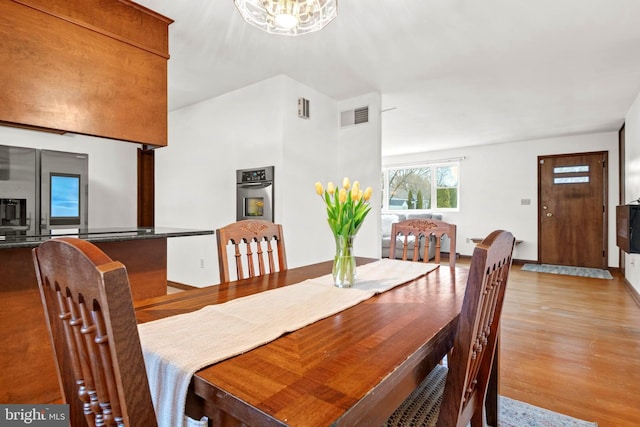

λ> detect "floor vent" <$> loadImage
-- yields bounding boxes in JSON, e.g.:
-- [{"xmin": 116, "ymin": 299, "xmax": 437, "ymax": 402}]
[{"xmin": 341, "ymin": 106, "xmax": 369, "ymax": 127}]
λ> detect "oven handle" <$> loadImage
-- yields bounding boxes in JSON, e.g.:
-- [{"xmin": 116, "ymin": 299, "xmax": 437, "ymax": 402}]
[{"xmin": 238, "ymin": 182, "xmax": 272, "ymax": 189}]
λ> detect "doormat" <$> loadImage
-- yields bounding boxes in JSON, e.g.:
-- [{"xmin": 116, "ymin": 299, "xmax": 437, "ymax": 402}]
[
  {"xmin": 521, "ymin": 263, "xmax": 612, "ymax": 279},
  {"xmin": 497, "ymin": 395, "xmax": 598, "ymax": 427}
]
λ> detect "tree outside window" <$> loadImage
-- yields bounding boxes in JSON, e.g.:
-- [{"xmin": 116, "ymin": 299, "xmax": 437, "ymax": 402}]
[
  {"xmin": 387, "ymin": 167, "xmax": 430, "ymax": 210},
  {"xmin": 383, "ymin": 162, "xmax": 459, "ymax": 211},
  {"xmin": 436, "ymin": 164, "xmax": 458, "ymax": 209}
]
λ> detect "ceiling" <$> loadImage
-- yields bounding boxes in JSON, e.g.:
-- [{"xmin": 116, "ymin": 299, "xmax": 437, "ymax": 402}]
[{"xmin": 135, "ymin": 0, "xmax": 640, "ymax": 157}]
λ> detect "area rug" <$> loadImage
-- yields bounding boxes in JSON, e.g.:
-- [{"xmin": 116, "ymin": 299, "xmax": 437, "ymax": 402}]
[
  {"xmin": 521, "ymin": 263, "xmax": 612, "ymax": 279},
  {"xmin": 388, "ymin": 365, "xmax": 595, "ymax": 426},
  {"xmin": 499, "ymin": 395, "xmax": 597, "ymax": 426}
]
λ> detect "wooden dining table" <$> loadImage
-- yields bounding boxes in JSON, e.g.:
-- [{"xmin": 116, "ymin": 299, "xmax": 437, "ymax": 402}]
[{"xmin": 135, "ymin": 258, "xmax": 499, "ymax": 426}]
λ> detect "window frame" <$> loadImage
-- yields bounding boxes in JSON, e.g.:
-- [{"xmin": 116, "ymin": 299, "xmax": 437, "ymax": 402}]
[{"xmin": 382, "ymin": 161, "xmax": 460, "ymax": 213}]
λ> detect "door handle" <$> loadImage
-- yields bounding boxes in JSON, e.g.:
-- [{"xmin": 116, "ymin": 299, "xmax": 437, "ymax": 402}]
[
  {"xmin": 239, "ymin": 182, "xmax": 272, "ymax": 189},
  {"xmin": 546, "ymin": 212, "xmax": 553, "ymax": 217}
]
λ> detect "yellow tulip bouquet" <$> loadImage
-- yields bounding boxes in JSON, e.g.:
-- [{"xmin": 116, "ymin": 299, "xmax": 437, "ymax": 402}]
[{"xmin": 315, "ymin": 177, "xmax": 373, "ymax": 287}]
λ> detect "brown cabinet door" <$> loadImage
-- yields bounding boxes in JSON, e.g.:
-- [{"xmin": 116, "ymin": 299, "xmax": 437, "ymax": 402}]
[
  {"xmin": 538, "ymin": 152, "xmax": 607, "ymax": 268},
  {"xmin": 0, "ymin": 1, "xmax": 171, "ymax": 146}
]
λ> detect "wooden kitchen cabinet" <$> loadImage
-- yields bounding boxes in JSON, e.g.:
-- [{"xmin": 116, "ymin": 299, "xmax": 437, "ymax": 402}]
[
  {"xmin": 0, "ymin": 239, "xmax": 165, "ymax": 404},
  {"xmin": 0, "ymin": 0, "xmax": 173, "ymax": 146},
  {"xmin": 0, "ymin": 225, "xmax": 218, "ymax": 405}
]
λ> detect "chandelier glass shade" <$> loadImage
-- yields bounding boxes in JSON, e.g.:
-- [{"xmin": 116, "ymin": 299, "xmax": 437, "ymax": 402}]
[{"xmin": 234, "ymin": 0, "xmax": 338, "ymax": 36}]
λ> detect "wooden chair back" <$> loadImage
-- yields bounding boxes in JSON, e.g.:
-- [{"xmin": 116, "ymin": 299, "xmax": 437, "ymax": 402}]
[
  {"xmin": 438, "ymin": 230, "xmax": 515, "ymax": 427},
  {"xmin": 388, "ymin": 218, "xmax": 457, "ymax": 268},
  {"xmin": 32, "ymin": 237, "xmax": 157, "ymax": 427},
  {"xmin": 216, "ymin": 219, "xmax": 288, "ymax": 283}
]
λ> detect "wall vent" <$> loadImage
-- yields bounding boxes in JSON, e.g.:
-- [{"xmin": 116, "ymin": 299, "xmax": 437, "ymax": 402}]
[
  {"xmin": 340, "ymin": 106, "xmax": 369, "ymax": 127},
  {"xmin": 298, "ymin": 97, "xmax": 310, "ymax": 119}
]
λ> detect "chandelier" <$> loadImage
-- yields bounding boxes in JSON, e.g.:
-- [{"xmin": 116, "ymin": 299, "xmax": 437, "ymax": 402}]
[{"xmin": 234, "ymin": 0, "xmax": 338, "ymax": 36}]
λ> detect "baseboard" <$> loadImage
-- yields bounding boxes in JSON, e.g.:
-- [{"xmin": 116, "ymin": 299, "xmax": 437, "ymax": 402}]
[
  {"xmin": 167, "ymin": 280, "xmax": 198, "ymax": 291},
  {"xmin": 623, "ymin": 278, "xmax": 640, "ymax": 308}
]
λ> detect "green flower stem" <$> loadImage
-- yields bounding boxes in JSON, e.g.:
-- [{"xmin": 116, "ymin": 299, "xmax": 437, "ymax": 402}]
[
  {"xmin": 323, "ymin": 189, "xmax": 371, "ymax": 239},
  {"xmin": 333, "ymin": 234, "xmax": 356, "ymax": 288}
]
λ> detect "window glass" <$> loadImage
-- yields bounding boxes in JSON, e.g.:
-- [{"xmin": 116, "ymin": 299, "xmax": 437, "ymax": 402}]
[
  {"xmin": 436, "ymin": 165, "xmax": 459, "ymax": 209},
  {"xmin": 387, "ymin": 167, "xmax": 431, "ymax": 210},
  {"xmin": 554, "ymin": 165, "xmax": 589, "ymax": 173},
  {"xmin": 554, "ymin": 177, "xmax": 589, "ymax": 184},
  {"xmin": 383, "ymin": 161, "xmax": 459, "ymax": 211}
]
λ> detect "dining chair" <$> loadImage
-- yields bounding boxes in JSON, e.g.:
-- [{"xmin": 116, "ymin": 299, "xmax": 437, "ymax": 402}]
[
  {"xmin": 33, "ymin": 237, "xmax": 157, "ymax": 427},
  {"xmin": 216, "ymin": 219, "xmax": 288, "ymax": 283},
  {"xmin": 384, "ymin": 229, "xmax": 516, "ymax": 427},
  {"xmin": 388, "ymin": 218, "xmax": 457, "ymax": 268}
]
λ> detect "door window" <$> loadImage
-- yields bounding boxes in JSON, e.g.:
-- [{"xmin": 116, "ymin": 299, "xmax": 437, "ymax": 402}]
[{"xmin": 552, "ymin": 165, "xmax": 590, "ymax": 184}]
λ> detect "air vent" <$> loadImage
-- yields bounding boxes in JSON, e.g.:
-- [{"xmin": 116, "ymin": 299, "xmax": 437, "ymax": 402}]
[
  {"xmin": 298, "ymin": 97, "xmax": 310, "ymax": 119},
  {"xmin": 340, "ymin": 106, "xmax": 369, "ymax": 127}
]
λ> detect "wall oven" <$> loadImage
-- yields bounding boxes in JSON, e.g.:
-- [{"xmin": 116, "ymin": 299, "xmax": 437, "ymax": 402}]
[{"xmin": 236, "ymin": 166, "xmax": 274, "ymax": 222}]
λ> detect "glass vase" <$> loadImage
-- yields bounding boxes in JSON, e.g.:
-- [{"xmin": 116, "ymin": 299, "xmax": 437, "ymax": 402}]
[{"xmin": 333, "ymin": 235, "xmax": 356, "ymax": 288}]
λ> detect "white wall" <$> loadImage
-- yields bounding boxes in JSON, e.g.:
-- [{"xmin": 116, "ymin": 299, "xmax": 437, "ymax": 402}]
[
  {"xmin": 156, "ymin": 75, "xmax": 382, "ymax": 286},
  {"xmin": 279, "ymin": 88, "xmax": 381, "ymax": 268},
  {"xmin": 155, "ymin": 76, "xmax": 286, "ymax": 286},
  {"xmin": 0, "ymin": 126, "xmax": 138, "ymax": 228},
  {"xmin": 338, "ymin": 94, "xmax": 382, "ymax": 259},
  {"xmin": 383, "ymin": 131, "xmax": 619, "ymax": 266},
  {"xmin": 623, "ymin": 91, "xmax": 640, "ymax": 294},
  {"xmin": 279, "ymin": 78, "xmax": 340, "ymax": 268}
]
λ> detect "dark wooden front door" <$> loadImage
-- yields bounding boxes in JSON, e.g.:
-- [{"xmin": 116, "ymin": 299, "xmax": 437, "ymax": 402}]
[{"xmin": 538, "ymin": 152, "xmax": 607, "ymax": 268}]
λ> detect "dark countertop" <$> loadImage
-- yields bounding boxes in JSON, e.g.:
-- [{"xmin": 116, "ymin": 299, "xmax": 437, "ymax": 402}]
[{"xmin": 0, "ymin": 227, "xmax": 215, "ymax": 249}]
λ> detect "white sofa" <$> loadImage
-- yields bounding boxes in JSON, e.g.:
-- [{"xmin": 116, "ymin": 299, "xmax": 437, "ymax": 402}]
[{"xmin": 381, "ymin": 213, "xmax": 443, "ymax": 260}]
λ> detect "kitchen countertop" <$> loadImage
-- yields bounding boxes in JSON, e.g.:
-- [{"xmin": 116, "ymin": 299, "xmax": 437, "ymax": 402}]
[{"xmin": 0, "ymin": 227, "xmax": 215, "ymax": 249}]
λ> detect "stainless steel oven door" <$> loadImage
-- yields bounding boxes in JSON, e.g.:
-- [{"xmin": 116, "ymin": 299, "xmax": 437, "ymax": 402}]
[{"xmin": 236, "ymin": 182, "xmax": 273, "ymax": 221}]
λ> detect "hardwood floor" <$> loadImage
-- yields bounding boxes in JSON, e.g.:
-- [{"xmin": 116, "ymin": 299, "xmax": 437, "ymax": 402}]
[{"xmin": 500, "ymin": 264, "xmax": 640, "ymax": 426}]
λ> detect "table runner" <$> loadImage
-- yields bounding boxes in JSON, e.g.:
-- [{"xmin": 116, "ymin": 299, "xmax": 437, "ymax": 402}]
[{"xmin": 138, "ymin": 259, "xmax": 439, "ymax": 427}]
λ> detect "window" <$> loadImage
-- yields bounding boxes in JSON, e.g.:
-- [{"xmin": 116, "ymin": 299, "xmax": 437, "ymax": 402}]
[
  {"xmin": 382, "ymin": 162, "xmax": 459, "ymax": 211},
  {"xmin": 552, "ymin": 165, "xmax": 590, "ymax": 184}
]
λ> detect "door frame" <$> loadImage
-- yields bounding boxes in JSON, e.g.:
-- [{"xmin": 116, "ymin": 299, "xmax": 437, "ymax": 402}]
[
  {"xmin": 619, "ymin": 124, "xmax": 625, "ymax": 274},
  {"xmin": 537, "ymin": 151, "xmax": 608, "ymax": 268}
]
